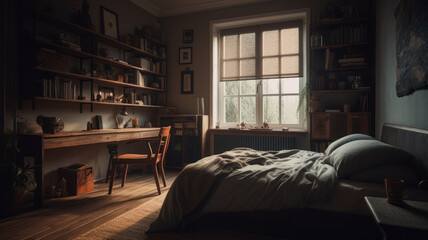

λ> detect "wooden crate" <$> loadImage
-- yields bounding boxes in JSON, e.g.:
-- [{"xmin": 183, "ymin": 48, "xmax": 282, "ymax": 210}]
[{"xmin": 59, "ymin": 163, "xmax": 94, "ymax": 196}]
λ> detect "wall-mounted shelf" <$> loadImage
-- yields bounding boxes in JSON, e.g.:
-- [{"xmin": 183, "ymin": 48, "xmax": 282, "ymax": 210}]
[
  {"xmin": 36, "ymin": 11, "xmax": 166, "ymax": 60},
  {"xmin": 22, "ymin": 10, "xmax": 169, "ymax": 113}
]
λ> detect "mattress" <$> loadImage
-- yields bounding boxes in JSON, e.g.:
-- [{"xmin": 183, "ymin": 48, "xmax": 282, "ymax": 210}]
[{"xmin": 309, "ymin": 180, "xmax": 386, "ymax": 215}]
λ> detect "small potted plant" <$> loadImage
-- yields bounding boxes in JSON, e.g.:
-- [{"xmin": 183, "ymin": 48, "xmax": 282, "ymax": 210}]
[{"xmin": 1, "ymin": 132, "xmax": 37, "ymax": 216}]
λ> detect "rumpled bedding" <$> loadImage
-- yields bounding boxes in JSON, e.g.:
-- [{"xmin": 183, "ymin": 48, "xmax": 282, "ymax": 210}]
[{"xmin": 149, "ymin": 148, "xmax": 337, "ymax": 232}]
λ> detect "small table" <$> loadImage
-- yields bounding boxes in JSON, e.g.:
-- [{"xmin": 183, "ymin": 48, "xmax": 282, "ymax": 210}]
[{"xmin": 364, "ymin": 196, "xmax": 428, "ymax": 240}]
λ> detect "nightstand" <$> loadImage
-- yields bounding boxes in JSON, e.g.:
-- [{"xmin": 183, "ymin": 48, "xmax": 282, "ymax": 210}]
[{"xmin": 364, "ymin": 196, "xmax": 428, "ymax": 240}]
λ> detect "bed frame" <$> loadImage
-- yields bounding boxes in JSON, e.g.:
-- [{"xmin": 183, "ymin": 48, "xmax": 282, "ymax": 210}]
[
  {"xmin": 186, "ymin": 124, "xmax": 428, "ymax": 239},
  {"xmin": 381, "ymin": 123, "xmax": 428, "ymax": 178}
]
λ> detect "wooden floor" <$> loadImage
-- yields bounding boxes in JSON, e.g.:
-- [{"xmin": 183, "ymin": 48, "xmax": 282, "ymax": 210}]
[
  {"xmin": 0, "ymin": 169, "xmax": 180, "ymax": 240},
  {"xmin": 0, "ymin": 168, "xmax": 381, "ymax": 240}
]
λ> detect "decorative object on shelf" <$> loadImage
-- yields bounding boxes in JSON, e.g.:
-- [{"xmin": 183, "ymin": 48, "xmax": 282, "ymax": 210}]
[
  {"xmin": 311, "ymin": 33, "xmax": 323, "ymax": 47},
  {"xmin": 183, "ymin": 29, "xmax": 193, "ymax": 43},
  {"xmin": 92, "ymin": 63, "xmax": 102, "ymax": 77},
  {"xmin": 71, "ymin": 0, "xmax": 93, "ymax": 28},
  {"xmin": 179, "ymin": 47, "xmax": 192, "ymax": 64},
  {"xmin": 145, "ymin": 121, "xmax": 152, "ymax": 128},
  {"xmin": 115, "ymin": 107, "xmax": 129, "ymax": 129},
  {"xmin": 395, "ymin": 0, "xmax": 428, "ymax": 97},
  {"xmin": 98, "ymin": 86, "xmax": 114, "ymax": 102},
  {"xmin": 116, "ymin": 73, "xmax": 123, "ymax": 82},
  {"xmin": 36, "ymin": 115, "xmax": 64, "ymax": 134},
  {"xmin": 181, "ymin": 67, "xmax": 194, "ymax": 94},
  {"xmin": 132, "ymin": 118, "xmax": 139, "ymax": 128},
  {"xmin": 100, "ymin": 6, "xmax": 119, "ymax": 39},
  {"xmin": 343, "ymin": 104, "xmax": 351, "ymax": 112}
]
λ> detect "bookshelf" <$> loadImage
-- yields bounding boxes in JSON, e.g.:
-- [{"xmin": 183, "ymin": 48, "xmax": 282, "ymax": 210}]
[
  {"xmin": 21, "ymin": 10, "xmax": 168, "ymax": 112},
  {"xmin": 309, "ymin": 10, "xmax": 374, "ymax": 151}
]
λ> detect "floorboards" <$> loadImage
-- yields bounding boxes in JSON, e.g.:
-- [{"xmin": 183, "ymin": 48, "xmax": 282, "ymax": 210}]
[{"xmin": 0, "ymin": 170, "xmax": 179, "ymax": 240}]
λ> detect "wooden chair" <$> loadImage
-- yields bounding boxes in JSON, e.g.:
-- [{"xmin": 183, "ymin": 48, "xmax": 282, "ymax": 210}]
[{"xmin": 108, "ymin": 126, "xmax": 171, "ymax": 195}]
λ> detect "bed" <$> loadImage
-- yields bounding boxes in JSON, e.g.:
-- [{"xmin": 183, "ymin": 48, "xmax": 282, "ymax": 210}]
[{"xmin": 148, "ymin": 124, "xmax": 428, "ymax": 237}]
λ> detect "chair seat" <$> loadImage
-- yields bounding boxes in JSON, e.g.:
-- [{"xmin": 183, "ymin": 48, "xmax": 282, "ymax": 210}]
[{"xmin": 116, "ymin": 154, "xmax": 149, "ymax": 160}]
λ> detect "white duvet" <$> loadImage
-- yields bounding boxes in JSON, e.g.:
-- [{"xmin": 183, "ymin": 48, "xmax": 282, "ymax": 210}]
[{"xmin": 149, "ymin": 148, "xmax": 337, "ymax": 232}]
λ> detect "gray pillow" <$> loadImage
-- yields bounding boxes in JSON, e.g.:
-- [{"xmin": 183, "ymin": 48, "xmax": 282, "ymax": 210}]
[
  {"xmin": 349, "ymin": 164, "xmax": 418, "ymax": 186},
  {"xmin": 325, "ymin": 134, "xmax": 374, "ymax": 155},
  {"xmin": 326, "ymin": 139, "xmax": 414, "ymax": 179}
]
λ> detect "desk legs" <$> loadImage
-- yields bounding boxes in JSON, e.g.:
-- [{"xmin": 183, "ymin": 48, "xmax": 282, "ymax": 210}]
[
  {"xmin": 19, "ymin": 135, "xmax": 44, "ymax": 207},
  {"xmin": 106, "ymin": 144, "xmax": 118, "ymax": 183}
]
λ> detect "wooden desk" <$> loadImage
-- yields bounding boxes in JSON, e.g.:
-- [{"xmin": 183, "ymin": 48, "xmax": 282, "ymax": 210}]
[
  {"xmin": 19, "ymin": 128, "xmax": 160, "ymax": 207},
  {"xmin": 365, "ymin": 196, "xmax": 428, "ymax": 239}
]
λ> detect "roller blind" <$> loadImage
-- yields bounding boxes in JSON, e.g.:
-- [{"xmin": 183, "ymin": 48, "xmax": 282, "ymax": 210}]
[{"xmin": 220, "ymin": 20, "xmax": 303, "ymax": 82}]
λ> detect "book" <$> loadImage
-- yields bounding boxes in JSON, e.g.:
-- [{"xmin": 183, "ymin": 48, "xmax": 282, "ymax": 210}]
[{"xmin": 325, "ymin": 109, "xmax": 341, "ymax": 112}]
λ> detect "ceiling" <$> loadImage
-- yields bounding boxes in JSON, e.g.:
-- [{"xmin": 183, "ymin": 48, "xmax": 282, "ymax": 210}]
[{"xmin": 129, "ymin": 0, "xmax": 272, "ymax": 17}]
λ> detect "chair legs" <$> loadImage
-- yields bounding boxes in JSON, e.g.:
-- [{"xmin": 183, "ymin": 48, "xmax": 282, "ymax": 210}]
[
  {"xmin": 108, "ymin": 160, "xmax": 117, "ymax": 195},
  {"xmin": 121, "ymin": 164, "xmax": 128, "ymax": 187},
  {"xmin": 108, "ymin": 162, "xmax": 165, "ymax": 195},
  {"xmin": 159, "ymin": 162, "xmax": 166, "ymax": 187},
  {"xmin": 152, "ymin": 164, "xmax": 161, "ymax": 195}
]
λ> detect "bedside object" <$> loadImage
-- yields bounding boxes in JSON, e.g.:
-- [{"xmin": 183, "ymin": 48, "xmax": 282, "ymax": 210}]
[{"xmin": 365, "ymin": 196, "xmax": 428, "ymax": 239}]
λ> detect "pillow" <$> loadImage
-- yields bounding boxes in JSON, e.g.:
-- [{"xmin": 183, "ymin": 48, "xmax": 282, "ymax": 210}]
[
  {"xmin": 326, "ymin": 139, "xmax": 414, "ymax": 178},
  {"xmin": 349, "ymin": 164, "xmax": 418, "ymax": 186},
  {"xmin": 325, "ymin": 134, "xmax": 374, "ymax": 155}
]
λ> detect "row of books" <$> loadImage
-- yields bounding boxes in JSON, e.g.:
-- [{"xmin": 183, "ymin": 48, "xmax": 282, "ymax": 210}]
[
  {"xmin": 42, "ymin": 77, "xmax": 77, "ymax": 99},
  {"xmin": 139, "ymin": 38, "xmax": 167, "ymax": 59},
  {"xmin": 326, "ymin": 24, "xmax": 368, "ymax": 45},
  {"xmin": 338, "ymin": 57, "xmax": 366, "ymax": 68},
  {"xmin": 135, "ymin": 57, "xmax": 167, "ymax": 75}
]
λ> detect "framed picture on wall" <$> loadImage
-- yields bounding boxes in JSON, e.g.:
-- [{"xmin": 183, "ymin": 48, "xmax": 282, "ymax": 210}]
[
  {"xmin": 183, "ymin": 29, "xmax": 193, "ymax": 43},
  {"xmin": 100, "ymin": 6, "xmax": 119, "ymax": 39},
  {"xmin": 181, "ymin": 68, "xmax": 194, "ymax": 94},
  {"xmin": 179, "ymin": 47, "xmax": 192, "ymax": 64}
]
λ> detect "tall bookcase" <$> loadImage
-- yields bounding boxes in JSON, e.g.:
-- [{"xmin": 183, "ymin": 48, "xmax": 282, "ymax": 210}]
[{"xmin": 309, "ymin": 8, "xmax": 375, "ymax": 151}]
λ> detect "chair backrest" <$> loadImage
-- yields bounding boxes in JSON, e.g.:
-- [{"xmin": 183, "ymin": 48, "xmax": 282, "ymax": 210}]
[{"xmin": 154, "ymin": 126, "xmax": 171, "ymax": 164}]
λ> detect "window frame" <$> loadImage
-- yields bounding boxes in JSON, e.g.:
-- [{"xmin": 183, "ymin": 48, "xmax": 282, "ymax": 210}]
[{"xmin": 210, "ymin": 10, "xmax": 309, "ymax": 130}]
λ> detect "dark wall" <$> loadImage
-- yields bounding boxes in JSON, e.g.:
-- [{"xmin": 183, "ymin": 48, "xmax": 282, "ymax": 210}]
[{"xmin": 375, "ymin": 0, "xmax": 428, "ymax": 137}]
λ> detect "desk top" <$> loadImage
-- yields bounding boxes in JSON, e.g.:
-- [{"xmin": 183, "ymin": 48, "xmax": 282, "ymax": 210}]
[
  {"xmin": 365, "ymin": 196, "xmax": 428, "ymax": 231},
  {"xmin": 20, "ymin": 128, "xmax": 161, "ymax": 149},
  {"xmin": 22, "ymin": 128, "xmax": 160, "ymax": 138}
]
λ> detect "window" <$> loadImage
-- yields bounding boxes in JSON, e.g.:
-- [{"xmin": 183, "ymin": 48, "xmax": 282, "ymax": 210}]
[{"xmin": 212, "ymin": 12, "xmax": 307, "ymax": 129}]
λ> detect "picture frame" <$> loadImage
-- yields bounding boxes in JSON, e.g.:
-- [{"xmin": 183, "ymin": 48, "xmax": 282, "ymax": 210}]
[
  {"xmin": 183, "ymin": 29, "xmax": 193, "ymax": 43},
  {"xmin": 100, "ymin": 6, "xmax": 119, "ymax": 39},
  {"xmin": 181, "ymin": 68, "xmax": 194, "ymax": 94},
  {"xmin": 179, "ymin": 47, "xmax": 192, "ymax": 64}
]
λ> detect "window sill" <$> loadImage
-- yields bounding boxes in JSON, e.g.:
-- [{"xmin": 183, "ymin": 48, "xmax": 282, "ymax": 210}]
[{"xmin": 207, "ymin": 128, "xmax": 307, "ymax": 138}]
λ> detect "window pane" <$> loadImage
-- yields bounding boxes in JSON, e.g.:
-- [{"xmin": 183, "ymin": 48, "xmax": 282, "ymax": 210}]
[
  {"xmin": 263, "ymin": 30, "xmax": 279, "ymax": 56},
  {"xmin": 240, "ymin": 80, "xmax": 256, "ymax": 95},
  {"xmin": 263, "ymin": 79, "xmax": 279, "ymax": 94},
  {"xmin": 240, "ymin": 33, "xmax": 255, "ymax": 58},
  {"xmin": 241, "ymin": 97, "xmax": 256, "ymax": 123},
  {"xmin": 281, "ymin": 28, "xmax": 299, "ymax": 54},
  {"xmin": 224, "ymin": 60, "xmax": 238, "ymax": 78},
  {"xmin": 281, "ymin": 96, "xmax": 299, "ymax": 124},
  {"xmin": 225, "ymin": 97, "xmax": 238, "ymax": 122},
  {"xmin": 240, "ymin": 59, "xmax": 255, "ymax": 77},
  {"xmin": 223, "ymin": 35, "xmax": 238, "ymax": 59},
  {"xmin": 281, "ymin": 56, "xmax": 299, "ymax": 74},
  {"xmin": 263, "ymin": 57, "xmax": 279, "ymax": 75},
  {"xmin": 263, "ymin": 96, "xmax": 279, "ymax": 124},
  {"xmin": 224, "ymin": 81, "xmax": 239, "ymax": 95},
  {"xmin": 281, "ymin": 78, "xmax": 299, "ymax": 94}
]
